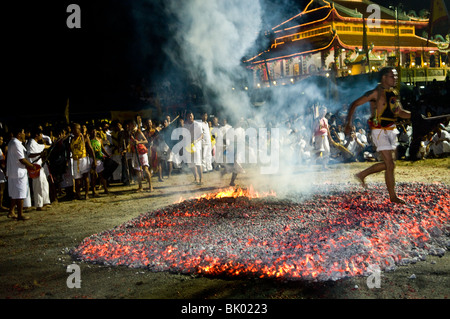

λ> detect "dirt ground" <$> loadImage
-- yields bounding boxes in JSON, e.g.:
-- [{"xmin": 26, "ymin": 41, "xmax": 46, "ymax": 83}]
[{"xmin": 1, "ymin": 158, "xmax": 449, "ymax": 301}]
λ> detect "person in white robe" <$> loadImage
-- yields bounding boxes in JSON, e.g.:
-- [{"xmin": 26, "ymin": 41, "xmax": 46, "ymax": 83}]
[
  {"xmin": 184, "ymin": 111, "xmax": 203, "ymax": 184},
  {"xmin": 6, "ymin": 127, "xmax": 35, "ymax": 220},
  {"xmin": 27, "ymin": 128, "xmax": 51, "ymax": 210},
  {"xmin": 200, "ymin": 112, "xmax": 213, "ymax": 173}
]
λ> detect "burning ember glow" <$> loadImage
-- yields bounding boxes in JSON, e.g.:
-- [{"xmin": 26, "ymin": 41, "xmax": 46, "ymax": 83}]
[
  {"xmin": 71, "ymin": 183, "xmax": 450, "ymax": 281},
  {"xmin": 175, "ymin": 185, "xmax": 276, "ymax": 203}
]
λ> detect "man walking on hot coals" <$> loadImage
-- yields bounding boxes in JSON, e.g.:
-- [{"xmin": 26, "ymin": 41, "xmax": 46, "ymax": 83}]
[{"xmin": 344, "ymin": 67, "xmax": 411, "ymax": 204}]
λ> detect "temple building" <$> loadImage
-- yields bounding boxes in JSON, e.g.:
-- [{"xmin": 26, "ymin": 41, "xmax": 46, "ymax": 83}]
[{"xmin": 245, "ymin": 0, "xmax": 450, "ymax": 86}]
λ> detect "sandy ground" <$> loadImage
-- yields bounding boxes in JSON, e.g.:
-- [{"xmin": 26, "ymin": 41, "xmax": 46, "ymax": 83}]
[{"xmin": 0, "ymin": 158, "xmax": 449, "ymax": 301}]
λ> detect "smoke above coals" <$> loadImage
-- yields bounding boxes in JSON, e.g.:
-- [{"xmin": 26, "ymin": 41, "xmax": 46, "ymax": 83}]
[
  {"xmin": 128, "ymin": 0, "xmax": 379, "ymax": 194},
  {"xmin": 162, "ymin": 0, "xmax": 263, "ymax": 122}
]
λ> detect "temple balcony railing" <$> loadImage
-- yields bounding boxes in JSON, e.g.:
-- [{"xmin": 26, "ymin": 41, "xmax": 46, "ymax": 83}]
[{"xmin": 400, "ymin": 67, "xmax": 449, "ymax": 84}]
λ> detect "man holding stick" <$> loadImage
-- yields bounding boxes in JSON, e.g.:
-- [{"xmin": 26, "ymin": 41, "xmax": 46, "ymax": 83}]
[{"xmin": 344, "ymin": 67, "xmax": 411, "ymax": 204}]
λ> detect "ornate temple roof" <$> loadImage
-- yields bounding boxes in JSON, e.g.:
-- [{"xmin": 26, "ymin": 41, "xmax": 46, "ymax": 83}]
[{"xmin": 245, "ymin": 0, "xmax": 440, "ymax": 64}]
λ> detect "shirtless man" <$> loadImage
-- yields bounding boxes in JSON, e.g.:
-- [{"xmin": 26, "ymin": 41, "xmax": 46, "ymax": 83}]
[{"xmin": 344, "ymin": 67, "xmax": 411, "ymax": 204}]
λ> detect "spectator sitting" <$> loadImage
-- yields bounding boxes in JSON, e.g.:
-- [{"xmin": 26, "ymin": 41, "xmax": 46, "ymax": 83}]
[
  {"xmin": 429, "ymin": 124, "xmax": 450, "ymax": 158},
  {"xmin": 344, "ymin": 126, "xmax": 367, "ymax": 162},
  {"xmin": 417, "ymin": 132, "xmax": 433, "ymax": 160}
]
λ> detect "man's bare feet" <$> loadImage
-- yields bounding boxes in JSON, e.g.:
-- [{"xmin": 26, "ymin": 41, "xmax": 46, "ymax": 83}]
[
  {"xmin": 390, "ymin": 197, "xmax": 406, "ymax": 204},
  {"xmin": 16, "ymin": 215, "xmax": 30, "ymax": 221},
  {"xmin": 354, "ymin": 173, "xmax": 367, "ymax": 189}
]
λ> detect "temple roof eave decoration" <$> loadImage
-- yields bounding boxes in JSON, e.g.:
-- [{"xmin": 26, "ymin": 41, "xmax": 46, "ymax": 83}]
[{"xmin": 245, "ymin": 32, "xmax": 440, "ymax": 65}]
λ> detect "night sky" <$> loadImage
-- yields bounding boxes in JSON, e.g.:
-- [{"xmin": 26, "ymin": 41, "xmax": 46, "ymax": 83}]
[{"xmin": 6, "ymin": 0, "xmax": 437, "ymax": 119}]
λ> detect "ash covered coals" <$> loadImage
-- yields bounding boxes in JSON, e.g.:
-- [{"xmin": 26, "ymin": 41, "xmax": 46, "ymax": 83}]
[{"xmin": 70, "ymin": 182, "xmax": 450, "ymax": 281}]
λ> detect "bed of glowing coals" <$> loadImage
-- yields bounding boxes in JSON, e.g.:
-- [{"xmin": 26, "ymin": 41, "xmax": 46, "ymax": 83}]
[{"xmin": 70, "ymin": 183, "xmax": 450, "ymax": 282}]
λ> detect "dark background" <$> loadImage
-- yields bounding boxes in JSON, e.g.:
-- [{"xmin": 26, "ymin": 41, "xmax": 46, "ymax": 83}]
[{"xmin": 5, "ymin": 0, "xmax": 435, "ymax": 119}]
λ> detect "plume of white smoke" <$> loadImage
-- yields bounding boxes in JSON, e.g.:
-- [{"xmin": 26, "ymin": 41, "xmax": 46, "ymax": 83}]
[
  {"xmin": 164, "ymin": 0, "xmax": 262, "ymax": 122},
  {"xmin": 154, "ymin": 0, "xmax": 380, "ymax": 196}
]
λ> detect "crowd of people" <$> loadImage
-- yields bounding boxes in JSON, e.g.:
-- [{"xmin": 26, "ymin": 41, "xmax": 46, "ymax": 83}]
[{"xmin": 1, "ymin": 90, "xmax": 449, "ymax": 219}]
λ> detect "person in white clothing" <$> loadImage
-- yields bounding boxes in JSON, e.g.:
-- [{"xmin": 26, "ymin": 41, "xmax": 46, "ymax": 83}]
[
  {"xmin": 222, "ymin": 118, "xmax": 247, "ymax": 186},
  {"xmin": 38, "ymin": 125, "xmax": 53, "ymax": 146},
  {"xmin": 313, "ymin": 106, "xmax": 330, "ymax": 169},
  {"xmin": 27, "ymin": 128, "xmax": 52, "ymax": 211},
  {"xmin": 344, "ymin": 126, "xmax": 367, "ymax": 162},
  {"xmin": 200, "ymin": 112, "xmax": 213, "ymax": 173},
  {"xmin": 6, "ymin": 126, "xmax": 35, "ymax": 220},
  {"xmin": 210, "ymin": 117, "xmax": 222, "ymax": 170},
  {"xmin": 184, "ymin": 111, "xmax": 203, "ymax": 184},
  {"xmin": 429, "ymin": 124, "xmax": 450, "ymax": 157},
  {"xmin": 0, "ymin": 135, "xmax": 7, "ymax": 211}
]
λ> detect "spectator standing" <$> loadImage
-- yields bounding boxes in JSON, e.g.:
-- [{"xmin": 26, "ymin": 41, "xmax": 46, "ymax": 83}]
[
  {"xmin": 210, "ymin": 116, "xmax": 222, "ymax": 170},
  {"xmin": 71, "ymin": 123, "xmax": 95, "ymax": 200},
  {"xmin": 110, "ymin": 120, "xmax": 125, "ymax": 183},
  {"xmin": 6, "ymin": 127, "xmax": 35, "ymax": 220},
  {"xmin": 313, "ymin": 106, "xmax": 330, "ymax": 170},
  {"xmin": 127, "ymin": 121, "xmax": 153, "ymax": 192},
  {"xmin": 184, "ymin": 111, "xmax": 203, "ymax": 184},
  {"xmin": 228, "ymin": 118, "xmax": 247, "ymax": 186},
  {"xmin": 27, "ymin": 127, "xmax": 52, "ymax": 211},
  {"xmin": 156, "ymin": 118, "xmax": 174, "ymax": 181},
  {"xmin": 200, "ymin": 112, "xmax": 213, "ymax": 173},
  {"xmin": 0, "ymin": 135, "xmax": 7, "ymax": 211},
  {"xmin": 90, "ymin": 127, "xmax": 110, "ymax": 196}
]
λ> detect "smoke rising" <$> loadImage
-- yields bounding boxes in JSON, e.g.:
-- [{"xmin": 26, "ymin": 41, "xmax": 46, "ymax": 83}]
[
  {"xmin": 130, "ymin": 0, "xmax": 381, "ymax": 195},
  {"xmin": 162, "ymin": 0, "xmax": 263, "ymax": 122}
]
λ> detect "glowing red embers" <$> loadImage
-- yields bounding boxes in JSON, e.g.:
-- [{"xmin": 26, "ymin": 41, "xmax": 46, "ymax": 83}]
[{"xmin": 71, "ymin": 183, "xmax": 450, "ymax": 281}]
